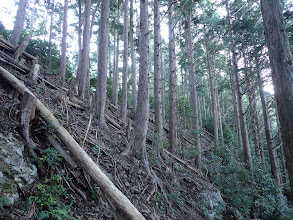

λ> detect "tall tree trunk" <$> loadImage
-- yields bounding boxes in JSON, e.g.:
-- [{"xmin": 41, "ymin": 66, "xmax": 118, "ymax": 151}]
[
  {"xmin": 228, "ymin": 54, "xmax": 242, "ymax": 151},
  {"xmin": 112, "ymin": 4, "xmax": 120, "ymax": 107},
  {"xmin": 245, "ymin": 55, "xmax": 261, "ymax": 160},
  {"xmin": 112, "ymin": 34, "xmax": 120, "ymax": 106},
  {"xmin": 75, "ymin": 0, "xmax": 83, "ymax": 85},
  {"xmin": 48, "ymin": 0, "xmax": 55, "ymax": 70},
  {"xmin": 276, "ymin": 113, "xmax": 287, "ymax": 183},
  {"xmin": 260, "ymin": 0, "xmax": 293, "ymax": 192},
  {"xmin": 215, "ymin": 78, "xmax": 224, "ymax": 145},
  {"xmin": 95, "ymin": 0, "xmax": 110, "ymax": 126},
  {"xmin": 60, "ymin": 0, "xmax": 68, "ymax": 80},
  {"xmin": 168, "ymin": 0, "xmax": 178, "ymax": 153},
  {"xmin": 187, "ymin": 13, "xmax": 201, "ymax": 167},
  {"xmin": 77, "ymin": 0, "xmax": 91, "ymax": 99},
  {"xmin": 234, "ymin": 60, "xmax": 252, "ymax": 171},
  {"xmin": 226, "ymin": 3, "xmax": 242, "ymax": 152},
  {"xmin": 249, "ymin": 56, "xmax": 265, "ymax": 161},
  {"xmin": 205, "ymin": 44, "xmax": 219, "ymax": 144},
  {"xmin": 226, "ymin": 0, "xmax": 252, "ymax": 171},
  {"xmin": 121, "ymin": 0, "xmax": 129, "ymax": 122},
  {"xmin": 112, "ymin": 15, "xmax": 116, "ymax": 81},
  {"xmin": 154, "ymin": 0, "xmax": 163, "ymax": 141},
  {"xmin": 161, "ymin": 51, "xmax": 166, "ymax": 123},
  {"xmin": 123, "ymin": 0, "xmax": 152, "ymax": 176},
  {"xmin": 10, "ymin": 0, "xmax": 27, "ymax": 46},
  {"xmin": 130, "ymin": 0, "xmax": 137, "ymax": 114},
  {"xmin": 256, "ymin": 57, "xmax": 281, "ymax": 185}
]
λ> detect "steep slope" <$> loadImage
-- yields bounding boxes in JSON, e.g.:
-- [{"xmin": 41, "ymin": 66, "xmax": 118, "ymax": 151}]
[{"xmin": 0, "ymin": 37, "xmax": 225, "ymax": 220}]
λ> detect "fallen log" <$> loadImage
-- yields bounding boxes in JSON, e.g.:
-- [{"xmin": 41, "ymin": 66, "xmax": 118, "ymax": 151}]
[
  {"xmin": 0, "ymin": 50, "xmax": 30, "ymax": 72},
  {"xmin": 105, "ymin": 113, "xmax": 121, "ymax": 130},
  {"xmin": 37, "ymin": 76, "xmax": 68, "ymax": 91},
  {"xmin": 0, "ymin": 66, "xmax": 145, "ymax": 220},
  {"xmin": 14, "ymin": 36, "xmax": 32, "ymax": 60},
  {"xmin": 163, "ymin": 149, "xmax": 204, "ymax": 178},
  {"xmin": 0, "ymin": 36, "xmax": 37, "ymax": 61},
  {"xmin": 46, "ymin": 133, "xmax": 78, "ymax": 169},
  {"xmin": 0, "ymin": 56, "xmax": 27, "ymax": 73}
]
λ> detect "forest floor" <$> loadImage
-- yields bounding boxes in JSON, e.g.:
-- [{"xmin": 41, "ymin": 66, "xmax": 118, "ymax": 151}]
[{"xmin": 0, "ymin": 44, "xmax": 225, "ymax": 220}]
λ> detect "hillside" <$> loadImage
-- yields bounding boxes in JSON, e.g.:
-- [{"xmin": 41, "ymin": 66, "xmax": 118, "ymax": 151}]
[{"xmin": 0, "ymin": 37, "xmax": 225, "ymax": 220}]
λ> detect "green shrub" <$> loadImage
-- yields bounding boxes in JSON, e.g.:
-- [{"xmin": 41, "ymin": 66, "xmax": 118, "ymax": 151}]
[
  {"xmin": 29, "ymin": 174, "xmax": 76, "ymax": 220},
  {"xmin": 40, "ymin": 148, "xmax": 63, "ymax": 169},
  {"xmin": 207, "ymin": 144, "xmax": 293, "ymax": 219}
]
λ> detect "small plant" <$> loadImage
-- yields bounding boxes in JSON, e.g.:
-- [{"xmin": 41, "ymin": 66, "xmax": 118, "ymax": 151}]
[
  {"xmin": 91, "ymin": 145, "xmax": 100, "ymax": 155},
  {"xmin": 0, "ymin": 196, "xmax": 9, "ymax": 211},
  {"xmin": 40, "ymin": 148, "xmax": 63, "ymax": 169},
  {"xmin": 29, "ymin": 174, "xmax": 77, "ymax": 220},
  {"xmin": 35, "ymin": 121, "xmax": 55, "ymax": 134}
]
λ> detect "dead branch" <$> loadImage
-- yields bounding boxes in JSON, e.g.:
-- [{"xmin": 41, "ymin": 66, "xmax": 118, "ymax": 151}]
[
  {"xmin": 20, "ymin": 91, "xmax": 37, "ymax": 156},
  {"xmin": 0, "ymin": 50, "xmax": 31, "ymax": 72},
  {"xmin": 163, "ymin": 149, "xmax": 204, "ymax": 178},
  {"xmin": 46, "ymin": 133, "xmax": 78, "ymax": 169},
  {"xmin": 14, "ymin": 36, "xmax": 32, "ymax": 61}
]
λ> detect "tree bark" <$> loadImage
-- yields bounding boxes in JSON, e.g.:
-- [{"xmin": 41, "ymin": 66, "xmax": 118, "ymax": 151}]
[
  {"xmin": 123, "ymin": 0, "xmax": 152, "ymax": 176},
  {"xmin": 168, "ymin": 0, "xmax": 178, "ymax": 153},
  {"xmin": 75, "ymin": 0, "xmax": 83, "ymax": 84},
  {"xmin": 226, "ymin": 1, "xmax": 243, "ymax": 152},
  {"xmin": 154, "ymin": 0, "xmax": 164, "ymax": 141},
  {"xmin": 235, "ymin": 60, "xmax": 252, "ymax": 171},
  {"xmin": 244, "ymin": 54, "xmax": 262, "ymax": 161},
  {"xmin": 60, "ymin": 0, "xmax": 69, "ymax": 80},
  {"xmin": 257, "ymin": 65, "xmax": 281, "ymax": 185},
  {"xmin": 260, "ymin": 0, "xmax": 293, "ymax": 192},
  {"xmin": 121, "ymin": 0, "xmax": 129, "ymax": 122},
  {"xmin": 187, "ymin": 12, "xmax": 201, "ymax": 167},
  {"xmin": 48, "ymin": 0, "xmax": 55, "ymax": 70},
  {"xmin": 0, "ymin": 66, "xmax": 145, "ymax": 220},
  {"xmin": 95, "ymin": 0, "xmax": 110, "ymax": 126},
  {"xmin": 130, "ymin": 0, "xmax": 137, "ymax": 115},
  {"xmin": 112, "ymin": 3, "xmax": 120, "ymax": 106},
  {"xmin": 14, "ymin": 35, "xmax": 32, "ymax": 61},
  {"xmin": 77, "ymin": 0, "xmax": 91, "ymax": 99},
  {"xmin": 205, "ymin": 43, "xmax": 219, "ymax": 144},
  {"xmin": 10, "ymin": 0, "xmax": 27, "ymax": 47},
  {"xmin": 161, "ymin": 51, "xmax": 166, "ymax": 123},
  {"xmin": 226, "ymin": 0, "xmax": 252, "ymax": 171}
]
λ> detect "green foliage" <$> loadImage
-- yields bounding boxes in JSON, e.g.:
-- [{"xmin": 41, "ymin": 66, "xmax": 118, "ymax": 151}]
[
  {"xmin": 40, "ymin": 148, "xmax": 63, "ymax": 169},
  {"xmin": 91, "ymin": 187, "xmax": 102, "ymax": 201},
  {"xmin": 91, "ymin": 145, "xmax": 100, "ymax": 155},
  {"xmin": 207, "ymin": 145, "xmax": 293, "ymax": 219},
  {"xmin": 203, "ymin": 116, "xmax": 214, "ymax": 134},
  {"xmin": 0, "ymin": 197, "xmax": 9, "ymax": 211},
  {"xmin": 0, "ymin": 22, "xmax": 10, "ymax": 39},
  {"xmin": 35, "ymin": 121, "xmax": 55, "ymax": 134},
  {"xmin": 154, "ymin": 191, "xmax": 167, "ymax": 215},
  {"xmin": 29, "ymin": 174, "xmax": 76, "ymax": 220},
  {"xmin": 25, "ymin": 37, "xmax": 63, "ymax": 74}
]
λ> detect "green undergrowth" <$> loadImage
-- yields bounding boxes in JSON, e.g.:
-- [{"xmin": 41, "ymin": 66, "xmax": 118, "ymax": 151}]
[
  {"xmin": 29, "ymin": 148, "xmax": 76, "ymax": 219},
  {"xmin": 207, "ymin": 144, "xmax": 293, "ymax": 219},
  {"xmin": 29, "ymin": 174, "xmax": 77, "ymax": 220}
]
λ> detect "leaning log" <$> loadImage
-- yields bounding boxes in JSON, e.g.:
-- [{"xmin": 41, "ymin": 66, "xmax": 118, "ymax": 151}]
[
  {"xmin": 0, "ymin": 66, "xmax": 145, "ymax": 220},
  {"xmin": 14, "ymin": 36, "xmax": 32, "ymax": 60},
  {"xmin": 0, "ymin": 36, "xmax": 37, "ymax": 61}
]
